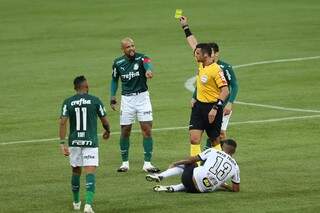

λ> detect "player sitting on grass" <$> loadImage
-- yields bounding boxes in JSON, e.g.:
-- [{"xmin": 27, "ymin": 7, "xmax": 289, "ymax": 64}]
[{"xmin": 146, "ymin": 139, "xmax": 240, "ymax": 193}]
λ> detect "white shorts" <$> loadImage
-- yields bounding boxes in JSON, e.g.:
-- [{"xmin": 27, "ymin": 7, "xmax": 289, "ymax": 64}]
[
  {"xmin": 221, "ymin": 111, "xmax": 232, "ymax": 131},
  {"xmin": 120, "ymin": 91, "xmax": 153, "ymax": 125},
  {"xmin": 68, "ymin": 147, "xmax": 99, "ymax": 167}
]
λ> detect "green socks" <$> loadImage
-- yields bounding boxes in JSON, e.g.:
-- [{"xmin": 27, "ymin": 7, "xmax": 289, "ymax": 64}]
[
  {"xmin": 85, "ymin": 174, "xmax": 96, "ymax": 205},
  {"xmin": 143, "ymin": 137, "xmax": 153, "ymax": 161},
  {"xmin": 120, "ymin": 137, "xmax": 130, "ymax": 161},
  {"xmin": 71, "ymin": 174, "xmax": 80, "ymax": 203}
]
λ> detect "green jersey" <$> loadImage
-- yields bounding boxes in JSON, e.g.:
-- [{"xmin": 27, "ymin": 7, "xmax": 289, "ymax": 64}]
[
  {"xmin": 193, "ymin": 60, "xmax": 238, "ymax": 106},
  {"xmin": 60, "ymin": 93, "xmax": 106, "ymax": 147},
  {"xmin": 111, "ymin": 53, "xmax": 153, "ymax": 95},
  {"xmin": 217, "ymin": 60, "xmax": 238, "ymax": 104}
]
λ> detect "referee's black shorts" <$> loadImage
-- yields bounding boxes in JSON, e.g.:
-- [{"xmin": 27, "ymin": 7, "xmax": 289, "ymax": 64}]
[
  {"xmin": 189, "ymin": 100, "xmax": 223, "ymax": 140},
  {"xmin": 181, "ymin": 163, "xmax": 200, "ymax": 193}
]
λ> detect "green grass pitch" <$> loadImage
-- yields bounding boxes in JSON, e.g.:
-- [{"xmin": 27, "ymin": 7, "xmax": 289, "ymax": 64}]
[{"xmin": 1, "ymin": 0, "xmax": 320, "ymax": 212}]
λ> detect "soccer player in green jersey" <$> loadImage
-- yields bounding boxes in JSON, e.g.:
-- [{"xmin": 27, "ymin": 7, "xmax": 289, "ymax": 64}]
[
  {"xmin": 110, "ymin": 37, "xmax": 160, "ymax": 173},
  {"xmin": 59, "ymin": 75, "xmax": 110, "ymax": 213},
  {"xmin": 179, "ymin": 16, "xmax": 239, "ymax": 151}
]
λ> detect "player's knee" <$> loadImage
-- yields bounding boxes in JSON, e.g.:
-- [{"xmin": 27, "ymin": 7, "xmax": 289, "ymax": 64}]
[
  {"xmin": 142, "ymin": 129, "xmax": 152, "ymax": 137},
  {"xmin": 72, "ymin": 167, "xmax": 81, "ymax": 175},
  {"xmin": 121, "ymin": 126, "xmax": 132, "ymax": 137},
  {"xmin": 142, "ymin": 132, "xmax": 152, "ymax": 138},
  {"xmin": 121, "ymin": 131, "xmax": 131, "ymax": 138},
  {"xmin": 140, "ymin": 123, "xmax": 152, "ymax": 137}
]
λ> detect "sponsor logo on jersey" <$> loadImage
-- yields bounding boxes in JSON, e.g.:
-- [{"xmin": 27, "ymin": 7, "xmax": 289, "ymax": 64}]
[
  {"xmin": 77, "ymin": 132, "xmax": 86, "ymax": 138},
  {"xmin": 121, "ymin": 71, "xmax": 140, "ymax": 80},
  {"xmin": 200, "ymin": 75, "xmax": 208, "ymax": 84},
  {"xmin": 83, "ymin": 155, "xmax": 95, "ymax": 159},
  {"xmin": 71, "ymin": 98, "xmax": 91, "ymax": 106},
  {"xmin": 133, "ymin": 63, "xmax": 139, "ymax": 70},
  {"xmin": 71, "ymin": 140, "xmax": 93, "ymax": 146},
  {"xmin": 202, "ymin": 177, "xmax": 213, "ymax": 187}
]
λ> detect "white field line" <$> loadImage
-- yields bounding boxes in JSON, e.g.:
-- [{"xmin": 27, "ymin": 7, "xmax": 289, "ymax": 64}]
[
  {"xmin": 184, "ymin": 56, "xmax": 320, "ymax": 113},
  {"xmin": 2, "ymin": 56, "xmax": 320, "ymax": 146},
  {"xmin": 229, "ymin": 114, "xmax": 320, "ymax": 125},
  {"xmin": 235, "ymin": 101, "xmax": 320, "ymax": 113},
  {"xmin": 233, "ymin": 56, "xmax": 320, "ymax": 68},
  {"xmin": 2, "ymin": 114, "xmax": 320, "ymax": 146}
]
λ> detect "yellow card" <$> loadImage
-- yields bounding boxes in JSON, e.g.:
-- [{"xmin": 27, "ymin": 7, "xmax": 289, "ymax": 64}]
[{"xmin": 175, "ymin": 9, "xmax": 183, "ymax": 19}]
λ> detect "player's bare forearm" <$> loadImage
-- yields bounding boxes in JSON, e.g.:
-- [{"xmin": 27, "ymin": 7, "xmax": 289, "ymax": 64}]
[
  {"xmin": 218, "ymin": 86, "xmax": 229, "ymax": 102},
  {"xmin": 59, "ymin": 117, "xmax": 68, "ymax": 140},
  {"xmin": 220, "ymin": 183, "xmax": 233, "ymax": 191},
  {"xmin": 220, "ymin": 183, "xmax": 240, "ymax": 192},
  {"xmin": 59, "ymin": 117, "xmax": 69, "ymax": 156},
  {"xmin": 223, "ymin": 102, "xmax": 233, "ymax": 115},
  {"xmin": 170, "ymin": 156, "xmax": 200, "ymax": 167},
  {"xmin": 187, "ymin": 35, "xmax": 198, "ymax": 51},
  {"xmin": 100, "ymin": 116, "xmax": 109, "ymax": 126},
  {"xmin": 232, "ymin": 183, "xmax": 240, "ymax": 192},
  {"xmin": 100, "ymin": 116, "xmax": 111, "ymax": 139},
  {"xmin": 179, "ymin": 16, "xmax": 198, "ymax": 51}
]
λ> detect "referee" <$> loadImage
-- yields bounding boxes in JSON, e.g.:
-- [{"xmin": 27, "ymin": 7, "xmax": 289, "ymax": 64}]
[{"xmin": 179, "ymin": 16, "xmax": 229, "ymax": 158}]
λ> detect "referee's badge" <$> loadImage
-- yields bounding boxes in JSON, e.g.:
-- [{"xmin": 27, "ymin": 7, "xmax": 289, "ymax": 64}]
[
  {"xmin": 200, "ymin": 75, "xmax": 208, "ymax": 84},
  {"xmin": 133, "ymin": 63, "xmax": 139, "ymax": 70}
]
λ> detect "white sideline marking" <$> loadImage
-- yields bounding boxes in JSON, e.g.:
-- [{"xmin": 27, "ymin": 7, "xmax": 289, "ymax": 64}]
[
  {"xmin": 184, "ymin": 56, "xmax": 320, "ymax": 113},
  {"xmin": 1, "ymin": 114, "xmax": 320, "ymax": 146}
]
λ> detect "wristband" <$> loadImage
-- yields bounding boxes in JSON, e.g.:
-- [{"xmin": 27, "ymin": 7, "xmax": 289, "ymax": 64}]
[
  {"xmin": 60, "ymin": 140, "xmax": 66, "ymax": 144},
  {"xmin": 182, "ymin": 25, "xmax": 192, "ymax": 37}
]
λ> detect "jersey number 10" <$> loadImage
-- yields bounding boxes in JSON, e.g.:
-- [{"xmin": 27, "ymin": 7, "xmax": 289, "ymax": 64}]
[{"xmin": 75, "ymin": 107, "xmax": 87, "ymax": 131}]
